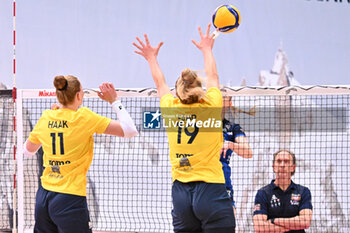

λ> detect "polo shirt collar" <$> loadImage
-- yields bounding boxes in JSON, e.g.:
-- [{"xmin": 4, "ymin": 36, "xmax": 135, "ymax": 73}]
[{"xmin": 271, "ymin": 179, "xmax": 297, "ymax": 192}]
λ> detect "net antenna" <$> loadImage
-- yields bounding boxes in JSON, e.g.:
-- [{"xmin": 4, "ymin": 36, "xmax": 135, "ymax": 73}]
[{"xmin": 12, "ymin": 0, "xmax": 18, "ymax": 232}]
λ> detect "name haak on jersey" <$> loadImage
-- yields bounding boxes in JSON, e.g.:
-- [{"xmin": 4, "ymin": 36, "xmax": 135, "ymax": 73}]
[{"xmin": 48, "ymin": 120, "xmax": 69, "ymax": 128}]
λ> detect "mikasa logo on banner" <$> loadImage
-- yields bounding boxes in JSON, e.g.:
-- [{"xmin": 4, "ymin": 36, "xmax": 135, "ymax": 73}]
[{"xmin": 39, "ymin": 90, "xmax": 56, "ymax": 97}]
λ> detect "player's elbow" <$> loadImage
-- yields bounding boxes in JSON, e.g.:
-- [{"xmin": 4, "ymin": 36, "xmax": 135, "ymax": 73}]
[
  {"xmin": 241, "ymin": 147, "xmax": 253, "ymax": 159},
  {"xmin": 303, "ymin": 219, "xmax": 312, "ymax": 229},
  {"xmin": 253, "ymin": 223, "xmax": 265, "ymax": 233},
  {"xmin": 246, "ymin": 148, "xmax": 253, "ymax": 158},
  {"xmin": 299, "ymin": 210, "xmax": 313, "ymax": 230}
]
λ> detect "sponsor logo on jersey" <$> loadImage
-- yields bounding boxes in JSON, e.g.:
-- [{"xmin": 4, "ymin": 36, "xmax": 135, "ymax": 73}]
[
  {"xmin": 254, "ymin": 204, "xmax": 261, "ymax": 211},
  {"xmin": 176, "ymin": 153, "xmax": 193, "ymax": 158},
  {"xmin": 51, "ymin": 165, "xmax": 61, "ymax": 174},
  {"xmin": 49, "ymin": 160, "xmax": 71, "ymax": 166},
  {"xmin": 290, "ymin": 193, "xmax": 301, "ymax": 205},
  {"xmin": 271, "ymin": 194, "xmax": 281, "ymax": 208},
  {"xmin": 177, "ymin": 157, "xmax": 192, "ymax": 171}
]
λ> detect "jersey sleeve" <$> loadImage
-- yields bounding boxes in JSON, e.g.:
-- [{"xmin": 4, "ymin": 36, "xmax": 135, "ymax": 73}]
[
  {"xmin": 205, "ymin": 87, "xmax": 223, "ymax": 107},
  {"xmin": 300, "ymin": 187, "xmax": 313, "ymax": 211},
  {"xmin": 160, "ymin": 94, "xmax": 174, "ymax": 108},
  {"xmin": 84, "ymin": 107, "xmax": 112, "ymax": 134},
  {"xmin": 253, "ymin": 190, "xmax": 269, "ymax": 216}
]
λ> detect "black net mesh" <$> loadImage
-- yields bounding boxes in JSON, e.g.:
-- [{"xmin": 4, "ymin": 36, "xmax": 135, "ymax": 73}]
[
  {"xmin": 2, "ymin": 88, "xmax": 349, "ymax": 232},
  {"xmin": 0, "ymin": 89, "xmax": 14, "ymax": 231}
]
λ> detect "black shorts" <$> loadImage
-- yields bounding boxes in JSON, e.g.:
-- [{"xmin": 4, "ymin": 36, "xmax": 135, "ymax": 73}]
[
  {"xmin": 172, "ymin": 180, "xmax": 235, "ymax": 233},
  {"xmin": 34, "ymin": 186, "xmax": 92, "ymax": 233}
]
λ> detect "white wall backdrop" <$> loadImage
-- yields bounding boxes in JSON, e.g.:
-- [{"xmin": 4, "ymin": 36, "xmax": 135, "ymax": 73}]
[{"xmin": 0, "ymin": 0, "xmax": 350, "ymax": 89}]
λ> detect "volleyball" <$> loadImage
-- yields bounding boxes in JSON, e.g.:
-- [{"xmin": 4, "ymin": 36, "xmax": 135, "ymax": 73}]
[{"xmin": 212, "ymin": 4, "xmax": 241, "ymax": 33}]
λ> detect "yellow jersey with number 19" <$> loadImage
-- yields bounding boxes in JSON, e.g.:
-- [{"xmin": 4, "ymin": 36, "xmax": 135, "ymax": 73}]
[
  {"xmin": 160, "ymin": 87, "xmax": 224, "ymax": 184},
  {"xmin": 28, "ymin": 107, "xmax": 111, "ymax": 196}
]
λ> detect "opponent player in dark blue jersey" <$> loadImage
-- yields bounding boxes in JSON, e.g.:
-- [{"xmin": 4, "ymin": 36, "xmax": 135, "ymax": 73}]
[
  {"xmin": 220, "ymin": 96, "xmax": 253, "ymax": 219},
  {"xmin": 253, "ymin": 149, "xmax": 313, "ymax": 233}
]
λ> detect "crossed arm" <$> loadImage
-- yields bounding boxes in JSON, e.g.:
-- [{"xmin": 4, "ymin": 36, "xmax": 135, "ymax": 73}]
[{"xmin": 253, "ymin": 209, "xmax": 313, "ymax": 233}]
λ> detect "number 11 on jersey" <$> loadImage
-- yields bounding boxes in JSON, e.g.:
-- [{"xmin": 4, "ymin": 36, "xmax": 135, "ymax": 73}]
[{"xmin": 50, "ymin": 132, "xmax": 64, "ymax": 155}]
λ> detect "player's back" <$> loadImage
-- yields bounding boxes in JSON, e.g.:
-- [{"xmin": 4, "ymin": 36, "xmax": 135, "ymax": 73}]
[
  {"xmin": 160, "ymin": 87, "xmax": 224, "ymax": 183},
  {"xmin": 28, "ymin": 107, "xmax": 111, "ymax": 196}
]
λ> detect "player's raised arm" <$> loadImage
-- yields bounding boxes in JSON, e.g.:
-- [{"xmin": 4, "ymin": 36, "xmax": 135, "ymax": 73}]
[
  {"xmin": 98, "ymin": 83, "xmax": 138, "ymax": 138},
  {"xmin": 192, "ymin": 23, "xmax": 219, "ymax": 89},
  {"xmin": 133, "ymin": 34, "xmax": 171, "ymax": 98}
]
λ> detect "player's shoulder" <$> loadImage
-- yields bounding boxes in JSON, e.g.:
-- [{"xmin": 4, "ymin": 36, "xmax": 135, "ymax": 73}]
[
  {"xmin": 202, "ymin": 87, "xmax": 222, "ymax": 107},
  {"xmin": 206, "ymin": 87, "xmax": 220, "ymax": 92},
  {"xmin": 77, "ymin": 106, "xmax": 93, "ymax": 114},
  {"xmin": 160, "ymin": 94, "xmax": 175, "ymax": 107},
  {"xmin": 258, "ymin": 183, "xmax": 273, "ymax": 195},
  {"xmin": 205, "ymin": 87, "xmax": 221, "ymax": 97},
  {"xmin": 255, "ymin": 184, "xmax": 272, "ymax": 202},
  {"xmin": 76, "ymin": 107, "xmax": 100, "ymax": 120},
  {"xmin": 260, "ymin": 183, "xmax": 272, "ymax": 192},
  {"xmin": 292, "ymin": 182, "xmax": 311, "ymax": 194},
  {"xmin": 41, "ymin": 109, "xmax": 50, "ymax": 115},
  {"xmin": 40, "ymin": 109, "xmax": 56, "ymax": 119}
]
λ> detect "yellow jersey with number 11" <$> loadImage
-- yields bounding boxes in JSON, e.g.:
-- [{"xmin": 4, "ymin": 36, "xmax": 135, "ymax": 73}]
[{"xmin": 28, "ymin": 107, "xmax": 111, "ymax": 196}]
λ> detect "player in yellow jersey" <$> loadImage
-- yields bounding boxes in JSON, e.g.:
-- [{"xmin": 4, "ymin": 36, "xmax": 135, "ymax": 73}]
[
  {"xmin": 23, "ymin": 75, "xmax": 138, "ymax": 233},
  {"xmin": 133, "ymin": 24, "xmax": 235, "ymax": 233}
]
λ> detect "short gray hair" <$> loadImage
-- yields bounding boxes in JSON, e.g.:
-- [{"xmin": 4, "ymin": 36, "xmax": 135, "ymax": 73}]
[{"xmin": 273, "ymin": 149, "xmax": 296, "ymax": 176}]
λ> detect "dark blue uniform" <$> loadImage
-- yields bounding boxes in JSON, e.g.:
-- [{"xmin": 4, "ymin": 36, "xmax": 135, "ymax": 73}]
[
  {"xmin": 253, "ymin": 180, "xmax": 313, "ymax": 233},
  {"xmin": 221, "ymin": 118, "xmax": 246, "ymax": 207},
  {"xmin": 172, "ymin": 180, "xmax": 235, "ymax": 233},
  {"xmin": 34, "ymin": 186, "xmax": 92, "ymax": 233}
]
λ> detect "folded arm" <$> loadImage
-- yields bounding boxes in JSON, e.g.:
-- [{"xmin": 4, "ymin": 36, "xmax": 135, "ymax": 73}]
[
  {"xmin": 274, "ymin": 209, "xmax": 312, "ymax": 230},
  {"xmin": 253, "ymin": 214, "xmax": 288, "ymax": 233}
]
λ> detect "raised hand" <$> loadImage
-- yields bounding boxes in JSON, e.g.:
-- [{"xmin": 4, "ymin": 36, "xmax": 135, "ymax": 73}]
[
  {"xmin": 133, "ymin": 34, "xmax": 164, "ymax": 61},
  {"xmin": 98, "ymin": 83, "xmax": 118, "ymax": 104},
  {"xmin": 191, "ymin": 23, "xmax": 215, "ymax": 52}
]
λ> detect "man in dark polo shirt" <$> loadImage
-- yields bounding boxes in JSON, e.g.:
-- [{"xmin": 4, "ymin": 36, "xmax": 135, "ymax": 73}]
[{"xmin": 253, "ymin": 149, "xmax": 313, "ymax": 233}]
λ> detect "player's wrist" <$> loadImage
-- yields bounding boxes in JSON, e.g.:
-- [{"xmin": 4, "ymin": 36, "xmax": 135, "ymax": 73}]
[
  {"xmin": 229, "ymin": 141, "xmax": 235, "ymax": 150},
  {"xmin": 111, "ymin": 100, "xmax": 123, "ymax": 111},
  {"xmin": 108, "ymin": 98, "xmax": 117, "ymax": 104}
]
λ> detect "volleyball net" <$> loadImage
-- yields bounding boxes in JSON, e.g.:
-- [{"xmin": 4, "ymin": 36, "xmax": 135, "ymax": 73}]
[{"xmin": 1, "ymin": 86, "xmax": 350, "ymax": 233}]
